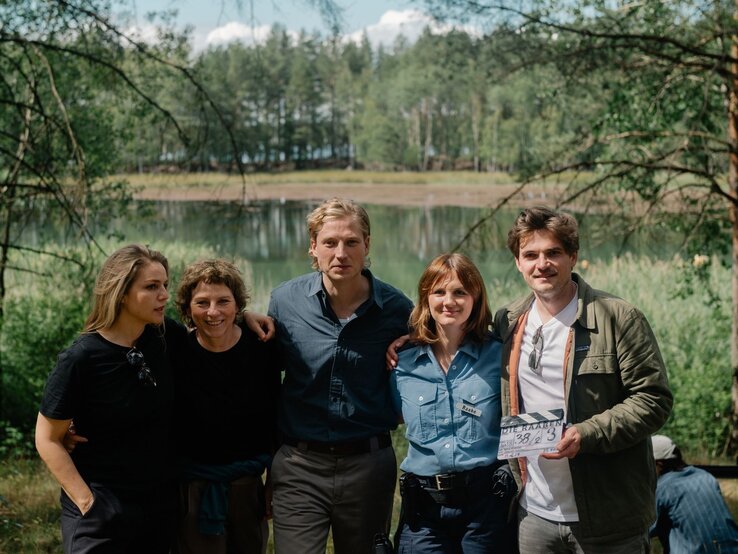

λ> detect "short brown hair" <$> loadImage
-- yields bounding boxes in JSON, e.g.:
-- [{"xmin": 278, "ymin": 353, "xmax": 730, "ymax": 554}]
[
  {"xmin": 507, "ymin": 206, "xmax": 579, "ymax": 257},
  {"xmin": 84, "ymin": 244, "xmax": 168, "ymax": 332},
  {"xmin": 306, "ymin": 198, "xmax": 371, "ymax": 270},
  {"xmin": 175, "ymin": 259, "xmax": 250, "ymax": 327},
  {"xmin": 409, "ymin": 253, "xmax": 492, "ymax": 345}
]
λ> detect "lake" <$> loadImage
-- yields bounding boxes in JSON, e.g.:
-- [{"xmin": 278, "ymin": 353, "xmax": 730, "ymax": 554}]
[{"xmin": 27, "ymin": 199, "xmax": 680, "ymax": 307}]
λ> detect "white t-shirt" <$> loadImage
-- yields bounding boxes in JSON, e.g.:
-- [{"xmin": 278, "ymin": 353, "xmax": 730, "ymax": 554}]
[
  {"xmin": 338, "ymin": 313, "xmax": 357, "ymax": 326},
  {"xmin": 518, "ymin": 291, "xmax": 579, "ymax": 522}
]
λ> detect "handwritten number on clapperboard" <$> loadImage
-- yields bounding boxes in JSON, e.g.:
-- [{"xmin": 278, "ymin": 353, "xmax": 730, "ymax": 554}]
[
  {"xmin": 546, "ymin": 426, "xmax": 557, "ymax": 442},
  {"xmin": 516, "ymin": 432, "xmax": 531, "ymax": 445}
]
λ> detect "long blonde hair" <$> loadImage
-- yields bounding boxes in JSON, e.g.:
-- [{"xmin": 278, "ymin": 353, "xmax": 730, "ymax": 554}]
[{"xmin": 83, "ymin": 244, "xmax": 168, "ymax": 332}]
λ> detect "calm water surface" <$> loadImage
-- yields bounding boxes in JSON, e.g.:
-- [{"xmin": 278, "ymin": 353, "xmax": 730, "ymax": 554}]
[{"xmin": 28, "ymin": 199, "xmax": 678, "ymax": 306}]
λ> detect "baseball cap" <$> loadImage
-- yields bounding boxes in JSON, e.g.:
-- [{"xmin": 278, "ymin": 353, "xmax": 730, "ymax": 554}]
[{"xmin": 651, "ymin": 434, "xmax": 678, "ymax": 461}]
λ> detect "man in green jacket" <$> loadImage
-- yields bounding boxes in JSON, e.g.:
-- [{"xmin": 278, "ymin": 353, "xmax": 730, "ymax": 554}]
[{"xmin": 495, "ymin": 207, "xmax": 672, "ymax": 552}]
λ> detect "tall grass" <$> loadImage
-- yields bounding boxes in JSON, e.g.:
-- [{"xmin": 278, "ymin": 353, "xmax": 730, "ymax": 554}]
[
  {"xmin": 570, "ymin": 254, "xmax": 731, "ymax": 458},
  {"xmin": 0, "ymin": 458, "xmax": 61, "ymax": 552}
]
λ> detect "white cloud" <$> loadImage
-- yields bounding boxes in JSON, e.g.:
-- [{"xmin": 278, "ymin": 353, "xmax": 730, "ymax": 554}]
[
  {"xmin": 130, "ymin": 8, "xmax": 482, "ymax": 53},
  {"xmin": 346, "ymin": 9, "xmax": 480, "ymax": 48},
  {"xmin": 124, "ymin": 23, "xmax": 164, "ymax": 45},
  {"xmin": 204, "ymin": 22, "xmax": 298, "ymax": 48},
  {"xmin": 124, "ymin": 22, "xmax": 208, "ymax": 54}
]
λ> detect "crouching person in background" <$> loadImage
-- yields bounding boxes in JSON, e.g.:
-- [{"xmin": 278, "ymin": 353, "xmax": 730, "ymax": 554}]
[{"xmin": 651, "ymin": 434, "xmax": 738, "ymax": 554}]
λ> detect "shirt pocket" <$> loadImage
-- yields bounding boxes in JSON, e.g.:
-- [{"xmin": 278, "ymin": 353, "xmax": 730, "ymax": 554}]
[
  {"xmin": 454, "ymin": 378, "xmax": 499, "ymax": 444},
  {"xmin": 401, "ymin": 382, "xmax": 439, "ymax": 444},
  {"xmin": 572, "ymin": 353, "xmax": 621, "ymax": 418}
]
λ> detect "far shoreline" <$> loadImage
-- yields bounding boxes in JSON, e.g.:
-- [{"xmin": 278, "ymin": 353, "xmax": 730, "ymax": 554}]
[{"xmin": 122, "ymin": 170, "xmax": 560, "ymax": 208}]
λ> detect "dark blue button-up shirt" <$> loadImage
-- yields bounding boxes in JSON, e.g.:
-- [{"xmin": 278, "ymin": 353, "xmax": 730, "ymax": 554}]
[{"xmin": 268, "ymin": 270, "xmax": 413, "ymax": 442}]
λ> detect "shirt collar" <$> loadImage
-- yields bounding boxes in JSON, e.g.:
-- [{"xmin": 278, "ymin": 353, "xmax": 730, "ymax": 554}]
[
  {"xmin": 411, "ymin": 338, "xmax": 482, "ymax": 364},
  {"xmin": 306, "ymin": 269, "xmax": 381, "ymax": 308}
]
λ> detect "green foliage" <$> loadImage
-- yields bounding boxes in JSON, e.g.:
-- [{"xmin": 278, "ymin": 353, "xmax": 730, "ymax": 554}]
[
  {"xmin": 99, "ymin": 23, "xmax": 605, "ymax": 175},
  {"xmin": 574, "ymin": 255, "xmax": 732, "ymax": 457},
  {"xmin": 0, "ymin": 422, "xmax": 32, "ymax": 459},
  {"xmin": 0, "ymin": 251, "xmax": 93, "ymax": 431}
]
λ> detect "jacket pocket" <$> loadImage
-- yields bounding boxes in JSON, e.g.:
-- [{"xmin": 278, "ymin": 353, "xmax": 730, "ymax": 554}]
[
  {"xmin": 572, "ymin": 353, "xmax": 621, "ymax": 418},
  {"xmin": 454, "ymin": 377, "xmax": 499, "ymax": 444},
  {"xmin": 401, "ymin": 382, "xmax": 439, "ymax": 443}
]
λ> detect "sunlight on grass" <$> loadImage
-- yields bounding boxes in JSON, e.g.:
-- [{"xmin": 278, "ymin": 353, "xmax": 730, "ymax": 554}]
[{"xmin": 0, "ymin": 458, "xmax": 62, "ymax": 552}]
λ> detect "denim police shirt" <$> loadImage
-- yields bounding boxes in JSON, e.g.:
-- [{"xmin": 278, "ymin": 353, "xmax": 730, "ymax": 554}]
[
  {"xmin": 268, "ymin": 270, "xmax": 413, "ymax": 443},
  {"xmin": 390, "ymin": 336, "xmax": 502, "ymax": 476}
]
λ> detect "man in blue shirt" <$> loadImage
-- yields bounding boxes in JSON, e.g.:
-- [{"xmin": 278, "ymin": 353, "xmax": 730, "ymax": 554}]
[
  {"xmin": 268, "ymin": 198, "xmax": 413, "ymax": 554},
  {"xmin": 650, "ymin": 434, "xmax": 738, "ymax": 554}
]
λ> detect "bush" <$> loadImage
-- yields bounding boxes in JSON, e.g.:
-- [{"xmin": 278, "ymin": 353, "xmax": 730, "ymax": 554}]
[{"xmin": 0, "ymin": 256, "xmax": 92, "ymax": 433}]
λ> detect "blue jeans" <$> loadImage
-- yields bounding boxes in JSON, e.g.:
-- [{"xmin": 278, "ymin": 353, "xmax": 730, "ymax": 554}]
[{"xmin": 396, "ymin": 484, "xmax": 514, "ymax": 553}]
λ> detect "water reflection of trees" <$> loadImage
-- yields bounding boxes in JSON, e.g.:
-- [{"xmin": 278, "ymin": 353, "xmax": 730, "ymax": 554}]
[{"xmin": 24, "ymin": 199, "xmax": 682, "ymax": 292}]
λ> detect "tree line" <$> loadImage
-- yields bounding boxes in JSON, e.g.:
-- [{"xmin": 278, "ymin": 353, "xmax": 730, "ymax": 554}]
[{"xmin": 108, "ymin": 25, "xmax": 596, "ymax": 174}]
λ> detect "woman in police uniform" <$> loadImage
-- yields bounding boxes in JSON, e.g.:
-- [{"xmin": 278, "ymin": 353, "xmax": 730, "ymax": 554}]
[{"xmin": 390, "ymin": 253, "xmax": 513, "ymax": 553}]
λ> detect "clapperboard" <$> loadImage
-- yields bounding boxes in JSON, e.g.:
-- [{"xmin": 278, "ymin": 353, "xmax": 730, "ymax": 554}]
[{"xmin": 498, "ymin": 409, "xmax": 565, "ymax": 460}]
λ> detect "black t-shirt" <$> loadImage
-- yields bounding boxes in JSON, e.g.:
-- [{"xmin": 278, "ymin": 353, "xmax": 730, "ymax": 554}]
[
  {"xmin": 39, "ymin": 322, "xmax": 175, "ymax": 493},
  {"xmin": 171, "ymin": 325, "xmax": 280, "ymax": 464}
]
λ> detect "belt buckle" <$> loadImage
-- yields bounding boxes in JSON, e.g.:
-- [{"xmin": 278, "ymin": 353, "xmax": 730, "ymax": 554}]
[{"xmin": 434, "ymin": 473, "xmax": 454, "ymax": 491}]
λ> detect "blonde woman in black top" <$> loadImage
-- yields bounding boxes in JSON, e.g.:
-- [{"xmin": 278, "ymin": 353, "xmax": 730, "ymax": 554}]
[{"xmin": 36, "ymin": 244, "xmax": 176, "ymax": 553}]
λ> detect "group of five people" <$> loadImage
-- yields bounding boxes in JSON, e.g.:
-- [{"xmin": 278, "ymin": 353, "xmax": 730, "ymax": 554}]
[{"xmin": 36, "ymin": 197, "xmax": 721, "ymax": 553}]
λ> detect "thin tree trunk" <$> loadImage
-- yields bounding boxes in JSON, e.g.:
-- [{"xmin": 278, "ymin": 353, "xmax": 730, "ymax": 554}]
[
  {"xmin": 415, "ymin": 107, "xmax": 422, "ymax": 170},
  {"xmin": 470, "ymin": 92, "xmax": 482, "ymax": 173},
  {"xmin": 0, "ymin": 98, "xmax": 33, "ymax": 423},
  {"xmin": 423, "ymin": 98, "xmax": 433, "ymax": 172}
]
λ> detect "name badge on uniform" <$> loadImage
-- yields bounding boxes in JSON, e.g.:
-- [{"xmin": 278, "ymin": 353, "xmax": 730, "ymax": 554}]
[
  {"xmin": 498, "ymin": 409, "xmax": 564, "ymax": 460},
  {"xmin": 455, "ymin": 402, "xmax": 482, "ymax": 417}
]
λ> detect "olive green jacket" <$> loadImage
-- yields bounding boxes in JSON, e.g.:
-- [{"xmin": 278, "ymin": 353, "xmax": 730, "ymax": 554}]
[{"xmin": 494, "ymin": 273, "xmax": 673, "ymax": 542}]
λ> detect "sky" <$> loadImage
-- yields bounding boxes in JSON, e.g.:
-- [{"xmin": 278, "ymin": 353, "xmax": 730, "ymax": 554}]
[{"xmin": 126, "ymin": 0, "xmax": 473, "ymax": 52}]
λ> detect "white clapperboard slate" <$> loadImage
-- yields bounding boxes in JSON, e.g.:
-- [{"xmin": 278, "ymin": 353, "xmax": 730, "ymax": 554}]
[{"xmin": 498, "ymin": 409, "xmax": 565, "ymax": 460}]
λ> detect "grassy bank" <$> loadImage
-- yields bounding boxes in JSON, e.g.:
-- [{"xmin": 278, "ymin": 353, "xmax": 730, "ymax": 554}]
[
  {"xmin": 120, "ymin": 169, "xmax": 522, "ymax": 188},
  {"xmin": 117, "ymin": 170, "xmax": 583, "ymax": 207},
  {"xmin": 0, "ymin": 458, "xmax": 61, "ymax": 552}
]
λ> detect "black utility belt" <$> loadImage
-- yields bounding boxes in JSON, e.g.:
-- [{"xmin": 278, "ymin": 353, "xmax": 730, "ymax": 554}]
[
  {"xmin": 399, "ymin": 461, "xmax": 517, "ymax": 508},
  {"xmin": 412, "ymin": 461, "xmax": 503, "ymax": 492},
  {"xmin": 282, "ymin": 432, "xmax": 392, "ymax": 457}
]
